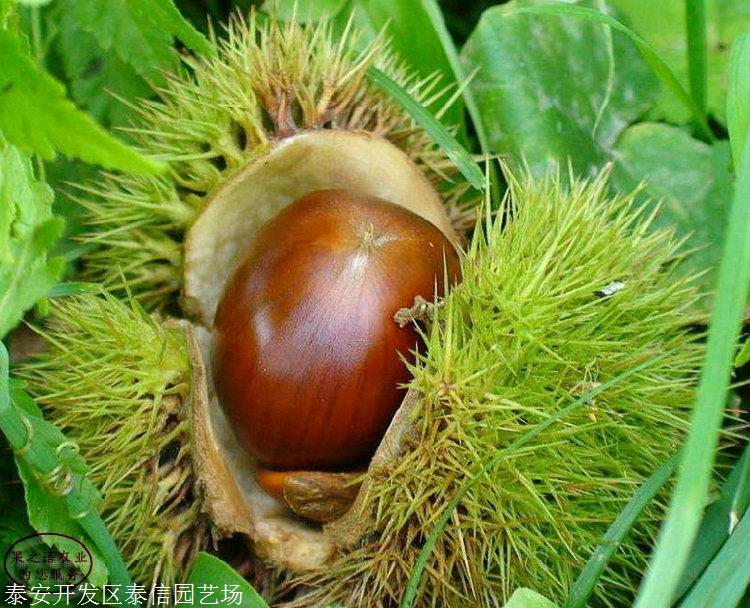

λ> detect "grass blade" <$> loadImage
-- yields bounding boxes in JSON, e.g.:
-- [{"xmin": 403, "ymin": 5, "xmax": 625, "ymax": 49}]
[
  {"xmin": 727, "ymin": 32, "xmax": 750, "ymax": 167},
  {"xmin": 634, "ymin": 121, "xmax": 750, "ymax": 608},
  {"xmin": 685, "ymin": 0, "xmax": 708, "ymax": 117},
  {"xmin": 506, "ymin": 4, "xmax": 714, "ymax": 142},
  {"xmin": 679, "ymin": 508, "xmax": 750, "ymax": 608},
  {"xmin": 419, "ymin": 0, "xmax": 503, "ymax": 203},
  {"xmin": 419, "ymin": 0, "xmax": 489, "ymax": 155},
  {"xmin": 399, "ymin": 352, "xmax": 670, "ymax": 608},
  {"xmin": 730, "ymin": 447, "xmax": 750, "ymax": 532},
  {"xmin": 367, "ymin": 66, "xmax": 485, "ymax": 191},
  {"xmin": 675, "ymin": 445, "xmax": 750, "ymax": 599},
  {"xmin": 563, "ymin": 452, "xmax": 680, "ymax": 608}
]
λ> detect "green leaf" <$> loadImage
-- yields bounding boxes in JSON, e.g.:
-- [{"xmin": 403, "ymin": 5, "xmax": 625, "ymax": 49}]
[
  {"xmin": 0, "ymin": 355, "xmax": 133, "ymax": 589},
  {"xmin": 504, "ymin": 589, "xmax": 559, "ymax": 608},
  {"xmin": 57, "ymin": 0, "xmax": 152, "ymax": 129},
  {"xmin": 460, "ymin": 0, "xmax": 659, "ymax": 177},
  {"xmin": 611, "ymin": 0, "xmax": 750, "ymax": 125},
  {"xmin": 679, "ymin": 508, "xmax": 750, "ymax": 608},
  {"xmin": 351, "ymin": 0, "xmax": 465, "ymax": 129},
  {"xmin": 399, "ymin": 352, "xmax": 670, "ymax": 608},
  {"xmin": 367, "ymin": 66, "xmax": 484, "ymax": 191},
  {"xmin": 634, "ymin": 114, "xmax": 750, "ymax": 608},
  {"xmin": 14, "ymin": 458, "xmax": 109, "ymax": 586},
  {"xmin": 187, "ymin": 552, "xmax": 269, "ymax": 608},
  {"xmin": 501, "ymin": 2, "xmax": 713, "ymax": 141},
  {"xmin": 564, "ymin": 452, "xmax": 679, "ymax": 608},
  {"xmin": 9, "ymin": 381, "xmax": 108, "ymax": 585},
  {"xmin": 0, "ymin": 30, "xmax": 162, "ymax": 174},
  {"xmin": 0, "ymin": 143, "xmax": 65, "ymax": 338},
  {"xmin": 727, "ymin": 32, "xmax": 750, "ymax": 167},
  {"xmin": 264, "ymin": 0, "xmax": 349, "ymax": 21},
  {"xmin": 71, "ymin": 0, "xmax": 214, "ymax": 79},
  {"xmin": 611, "ymin": 122, "xmax": 733, "ymax": 296}
]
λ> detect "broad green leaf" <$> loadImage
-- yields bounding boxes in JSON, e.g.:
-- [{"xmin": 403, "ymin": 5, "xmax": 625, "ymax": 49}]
[
  {"xmin": 611, "ymin": 122, "xmax": 733, "ymax": 295},
  {"xmin": 0, "ymin": 30, "xmax": 162, "ymax": 174},
  {"xmin": 611, "ymin": 0, "xmax": 750, "ymax": 125},
  {"xmin": 460, "ymin": 0, "xmax": 658, "ymax": 177},
  {"xmin": 504, "ymin": 589, "xmax": 559, "ymax": 608},
  {"xmin": 679, "ymin": 508, "xmax": 750, "ymax": 608},
  {"xmin": 502, "ymin": 3, "xmax": 712, "ymax": 141},
  {"xmin": 57, "ymin": 0, "xmax": 152, "ymax": 129},
  {"xmin": 10, "ymin": 384, "xmax": 108, "ymax": 586},
  {"xmin": 15, "ymin": 459, "xmax": 109, "ymax": 587},
  {"xmin": 0, "ymin": 355, "xmax": 132, "ymax": 589},
  {"xmin": 0, "ymin": 144, "xmax": 65, "ymax": 338},
  {"xmin": 727, "ymin": 32, "xmax": 750, "ymax": 167},
  {"xmin": 71, "ymin": 0, "xmax": 214, "ymax": 79},
  {"xmin": 187, "ymin": 552, "xmax": 269, "ymax": 607},
  {"xmin": 367, "ymin": 67, "xmax": 483, "ymax": 191}
]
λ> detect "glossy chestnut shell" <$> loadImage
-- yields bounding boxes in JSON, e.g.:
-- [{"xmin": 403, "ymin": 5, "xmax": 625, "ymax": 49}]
[{"xmin": 213, "ymin": 189, "xmax": 460, "ymax": 471}]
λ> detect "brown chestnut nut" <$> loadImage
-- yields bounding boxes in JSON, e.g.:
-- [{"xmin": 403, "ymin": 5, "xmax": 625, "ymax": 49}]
[{"xmin": 213, "ymin": 189, "xmax": 460, "ymax": 471}]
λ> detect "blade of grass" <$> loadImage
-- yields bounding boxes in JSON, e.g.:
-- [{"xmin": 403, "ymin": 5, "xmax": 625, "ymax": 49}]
[
  {"xmin": 634, "ymin": 117, "xmax": 750, "ymax": 608},
  {"xmin": 727, "ymin": 32, "xmax": 750, "ymax": 167},
  {"xmin": 506, "ymin": 4, "xmax": 714, "ymax": 142},
  {"xmin": 419, "ymin": 0, "xmax": 488, "ymax": 154},
  {"xmin": 564, "ymin": 451, "xmax": 681, "ymax": 608},
  {"xmin": 419, "ymin": 0, "xmax": 503, "ymax": 203},
  {"xmin": 399, "ymin": 352, "xmax": 671, "ymax": 608},
  {"xmin": 685, "ymin": 0, "xmax": 708, "ymax": 118},
  {"xmin": 0, "ymin": 343, "xmax": 134, "ymax": 592},
  {"xmin": 675, "ymin": 445, "xmax": 750, "ymax": 600},
  {"xmin": 367, "ymin": 66, "xmax": 485, "ymax": 192},
  {"xmin": 678, "ymin": 508, "xmax": 750, "ymax": 608},
  {"xmin": 730, "ymin": 447, "xmax": 750, "ymax": 532}
]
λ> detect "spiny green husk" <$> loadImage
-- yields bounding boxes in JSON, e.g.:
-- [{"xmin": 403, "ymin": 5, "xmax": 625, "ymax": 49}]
[
  {"xmin": 16, "ymin": 294, "xmax": 209, "ymax": 588},
  {"xmin": 76, "ymin": 13, "xmax": 461, "ymax": 311},
  {"xmin": 290, "ymin": 168, "xmax": 705, "ymax": 608}
]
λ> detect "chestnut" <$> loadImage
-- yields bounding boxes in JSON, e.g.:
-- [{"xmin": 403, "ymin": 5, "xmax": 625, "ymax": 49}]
[{"xmin": 213, "ymin": 189, "xmax": 460, "ymax": 471}]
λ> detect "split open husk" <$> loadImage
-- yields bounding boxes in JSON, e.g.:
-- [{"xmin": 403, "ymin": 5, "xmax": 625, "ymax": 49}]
[{"xmin": 182, "ymin": 128, "xmax": 460, "ymax": 571}]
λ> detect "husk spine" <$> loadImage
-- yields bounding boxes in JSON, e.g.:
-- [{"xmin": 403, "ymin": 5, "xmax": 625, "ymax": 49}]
[{"xmin": 17, "ymin": 294, "xmax": 209, "ymax": 588}]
